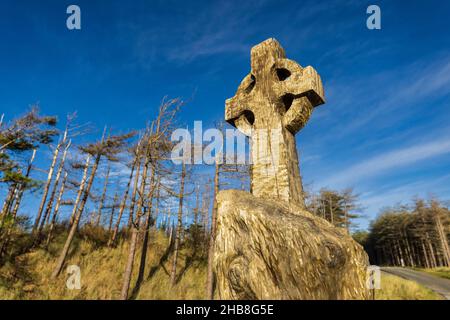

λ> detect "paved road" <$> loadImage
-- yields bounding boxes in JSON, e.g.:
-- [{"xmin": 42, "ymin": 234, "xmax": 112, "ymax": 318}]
[{"xmin": 382, "ymin": 267, "xmax": 450, "ymax": 300}]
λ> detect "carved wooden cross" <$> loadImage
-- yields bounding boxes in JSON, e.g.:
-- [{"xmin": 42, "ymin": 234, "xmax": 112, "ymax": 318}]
[{"xmin": 225, "ymin": 38, "xmax": 325, "ymax": 208}]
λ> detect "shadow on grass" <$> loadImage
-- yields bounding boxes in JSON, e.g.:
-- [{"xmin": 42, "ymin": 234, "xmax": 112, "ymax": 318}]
[{"xmin": 129, "ymin": 235, "xmax": 174, "ymax": 299}]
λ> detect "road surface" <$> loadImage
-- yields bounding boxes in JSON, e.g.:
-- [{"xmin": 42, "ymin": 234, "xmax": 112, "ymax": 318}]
[{"xmin": 382, "ymin": 267, "xmax": 450, "ymax": 300}]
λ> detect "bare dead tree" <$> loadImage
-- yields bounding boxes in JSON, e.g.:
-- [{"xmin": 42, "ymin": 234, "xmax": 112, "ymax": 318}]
[
  {"xmin": 0, "ymin": 184, "xmax": 17, "ymax": 223},
  {"xmin": 0, "ymin": 150, "xmax": 37, "ymax": 255},
  {"xmin": 154, "ymin": 179, "xmax": 161, "ymax": 228},
  {"xmin": 33, "ymin": 113, "xmax": 87, "ymax": 233},
  {"xmin": 206, "ymin": 158, "xmax": 220, "ymax": 299},
  {"xmin": 38, "ymin": 140, "xmax": 71, "ymax": 237},
  {"xmin": 170, "ymin": 162, "xmax": 186, "ymax": 287},
  {"xmin": 108, "ymin": 140, "xmax": 142, "ymax": 247},
  {"xmin": 120, "ymin": 97, "xmax": 181, "ymax": 300},
  {"xmin": 132, "ymin": 169, "xmax": 158, "ymax": 295},
  {"xmin": 45, "ymin": 171, "xmax": 69, "ymax": 246},
  {"xmin": 95, "ymin": 164, "xmax": 110, "ymax": 226},
  {"xmin": 193, "ymin": 183, "xmax": 200, "ymax": 225},
  {"xmin": 201, "ymin": 181, "xmax": 212, "ymax": 237},
  {"xmin": 52, "ymin": 129, "xmax": 134, "ymax": 278},
  {"xmin": 9, "ymin": 149, "xmax": 37, "ymax": 220},
  {"xmin": 33, "ymin": 127, "xmax": 68, "ymax": 232},
  {"xmin": 69, "ymin": 155, "xmax": 91, "ymax": 225},
  {"xmin": 120, "ymin": 132, "xmax": 152, "ymax": 299},
  {"xmin": 127, "ymin": 157, "xmax": 142, "ymax": 230},
  {"xmin": 108, "ymin": 192, "xmax": 119, "ymax": 233}
]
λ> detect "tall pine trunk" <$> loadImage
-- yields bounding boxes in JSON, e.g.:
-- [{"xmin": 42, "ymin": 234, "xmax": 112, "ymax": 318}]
[
  {"xmin": 420, "ymin": 240, "xmax": 430, "ymax": 268},
  {"xmin": 435, "ymin": 212, "xmax": 450, "ymax": 266}
]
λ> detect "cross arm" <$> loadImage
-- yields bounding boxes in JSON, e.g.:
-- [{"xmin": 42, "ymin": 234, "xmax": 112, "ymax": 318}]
[
  {"xmin": 273, "ymin": 61, "xmax": 325, "ymax": 134},
  {"xmin": 225, "ymin": 73, "xmax": 256, "ymax": 135}
]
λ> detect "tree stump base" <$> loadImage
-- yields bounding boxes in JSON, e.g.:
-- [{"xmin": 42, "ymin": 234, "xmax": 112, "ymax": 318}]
[{"xmin": 213, "ymin": 190, "xmax": 369, "ymax": 300}]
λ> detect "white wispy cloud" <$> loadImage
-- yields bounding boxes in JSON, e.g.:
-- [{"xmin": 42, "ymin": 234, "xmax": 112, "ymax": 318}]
[
  {"xmin": 323, "ymin": 54, "xmax": 450, "ymax": 139},
  {"xmin": 355, "ymin": 174, "xmax": 450, "ymax": 228},
  {"xmin": 320, "ymin": 137, "xmax": 450, "ymax": 188},
  {"xmin": 127, "ymin": 0, "xmax": 359, "ymax": 67},
  {"xmin": 129, "ymin": 0, "xmax": 268, "ymax": 66}
]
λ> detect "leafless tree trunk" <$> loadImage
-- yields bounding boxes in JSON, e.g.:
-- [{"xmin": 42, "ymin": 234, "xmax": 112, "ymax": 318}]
[
  {"xmin": 120, "ymin": 147, "xmax": 150, "ymax": 300},
  {"xmin": 108, "ymin": 193, "xmax": 119, "ymax": 233},
  {"xmin": 0, "ymin": 179, "xmax": 31, "ymax": 255},
  {"xmin": 95, "ymin": 164, "xmax": 110, "ymax": 226},
  {"xmin": 39, "ymin": 141, "xmax": 71, "ymax": 234},
  {"xmin": 206, "ymin": 160, "xmax": 220, "ymax": 299},
  {"xmin": 194, "ymin": 184, "xmax": 200, "ymax": 225},
  {"xmin": 165, "ymin": 207, "xmax": 172, "ymax": 233},
  {"xmin": 122, "ymin": 98, "xmax": 180, "ymax": 299},
  {"xmin": 127, "ymin": 159, "xmax": 142, "ymax": 230},
  {"xmin": 201, "ymin": 183, "xmax": 211, "ymax": 238},
  {"xmin": 134, "ymin": 171, "xmax": 157, "ymax": 293},
  {"xmin": 0, "ymin": 184, "xmax": 17, "ymax": 223},
  {"xmin": 170, "ymin": 162, "xmax": 186, "ymax": 287},
  {"xmin": 0, "ymin": 152, "xmax": 35, "ymax": 254},
  {"xmin": 46, "ymin": 171, "xmax": 68, "ymax": 246},
  {"xmin": 109, "ymin": 148, "xmax": 141, "ymax": 246},
  {"xmin": 153, "ymin": 179, "xmax": 161, "ymax": 228},
  {"xmin": 33, "ymin": 129, "xmax": 68, "ymax": 232},
  {"xmin": 329, "ymin": 195, "xmax": 334, "ymax": 226},
  {"xmin": 10, "ymin": 149, "xmax": 37, "ymax": 219},
  {"xmin": 52, "ymin": 153, "xmax": 100, "ymax": 279},
  {"xmin": 69, "ymin": 155, "xmax": 91, "ymax": 225}
]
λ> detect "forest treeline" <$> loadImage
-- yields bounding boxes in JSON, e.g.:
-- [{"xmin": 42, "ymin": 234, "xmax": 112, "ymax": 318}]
[
  {"xmin": 355, "ymin": 199, "xmax": 450, "ymax": 268},
  {"xmin": 0, "ymin": 105, "xmax": 449, "ymax": 299}
]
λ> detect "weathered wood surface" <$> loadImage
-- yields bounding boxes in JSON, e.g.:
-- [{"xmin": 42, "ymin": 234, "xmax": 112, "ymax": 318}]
[
  {"xmin": 214, "ymin": 190, "xmax": 369, "ymax": 300},
  {"xmin": 225, "ymin": 38, "xmax": 324, "ymax": 209}
]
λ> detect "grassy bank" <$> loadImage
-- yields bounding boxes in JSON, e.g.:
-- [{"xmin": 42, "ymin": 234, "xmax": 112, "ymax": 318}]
[
  {"xmin": 0, "ymin": 228, "xmax": 207, "ymax": 300},
  {"xmin": 375, "ymin": 273, "xmax": 443, "ymax": 300},
  {"xmin": 412, "ymin": 267, "xmax": 450, "ymax": 280}
]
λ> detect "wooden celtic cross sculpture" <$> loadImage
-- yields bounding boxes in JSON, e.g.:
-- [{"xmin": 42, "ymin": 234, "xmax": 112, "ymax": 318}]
[{"xmin": 225, "ymin": 38, "xmax": 325, "ymax": 208}]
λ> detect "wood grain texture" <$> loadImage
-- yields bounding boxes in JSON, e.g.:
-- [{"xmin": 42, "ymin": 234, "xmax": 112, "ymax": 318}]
[{"xmin": 213, "ymin": 190, "xmax": 369, "ymax": 300}]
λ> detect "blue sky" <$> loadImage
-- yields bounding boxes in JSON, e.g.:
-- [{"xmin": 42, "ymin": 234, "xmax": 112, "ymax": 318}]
[{"xmin": 1, "ymin": 0, "xmax": 450, "ymax": 229}]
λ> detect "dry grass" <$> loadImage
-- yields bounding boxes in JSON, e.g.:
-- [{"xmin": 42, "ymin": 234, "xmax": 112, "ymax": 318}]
[
  {"xmin": 0, "ymin": 229, "xmax": 207, "ymax": 300},
  {"xmin": 375, "ymin": 273, "xmax": 443, "ymax": 300}
]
